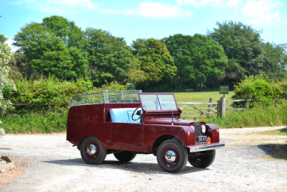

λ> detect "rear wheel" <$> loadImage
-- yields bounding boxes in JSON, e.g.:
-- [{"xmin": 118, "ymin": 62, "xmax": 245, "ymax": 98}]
[
  {"xmin": 156, "ymin": 140, "xmax": 188, "ymax": 173},
  {"xmin": 114, "ymin": 151, "xmax": 136, "ymax": 162},
  {"xmin": 80, "ymin": 136, "xmax": 107, "ymax": 165},
  {"xmin": 188, "ymin": 150, "xmax": 216, "ymax": 168}
]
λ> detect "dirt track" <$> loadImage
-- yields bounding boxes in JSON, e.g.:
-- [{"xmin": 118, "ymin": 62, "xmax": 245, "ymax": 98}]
[{"xmin": 0, "ymin": 126, "xmax": 286, "ymax": 192}]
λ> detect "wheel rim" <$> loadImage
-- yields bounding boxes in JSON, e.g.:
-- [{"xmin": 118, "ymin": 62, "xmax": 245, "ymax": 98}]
[
  {"xmin": 162, "ymin": 147, "xmax": 179, "ymax": 167},
  {"xmin": 84, "ymin": 141, "xmax": 99, "ymax": 160}
]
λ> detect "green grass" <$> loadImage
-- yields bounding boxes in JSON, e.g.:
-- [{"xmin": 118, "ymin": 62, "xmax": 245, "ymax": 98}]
[
  {"xmin": 258, "ymin": 128, "xmax": 287, "ymax": 136},
  {"xmin": 1, "ymin": 109, "xmax": 68, "ymax": 134},
  {"xmin": 174, "ymin": 91, "xmax": 234, "ymax": 103},
  {"xmin": 209, "ymin": 100, "xmax": 287, "ymax": 128}
]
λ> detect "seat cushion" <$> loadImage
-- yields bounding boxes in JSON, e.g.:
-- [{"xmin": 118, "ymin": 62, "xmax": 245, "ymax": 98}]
[
  {"xmin": 110, "ymin": 108, "xmax": 141, "ymax": 123},
  {"xmin": 110, "ymin": 108, "xmax": 128, "ymax": 123}
]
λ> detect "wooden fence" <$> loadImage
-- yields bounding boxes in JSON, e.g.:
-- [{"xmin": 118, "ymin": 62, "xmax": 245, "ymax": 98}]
[{"xmin": 179, "ymin": 97, "xmax": 254, "ymax": 120}]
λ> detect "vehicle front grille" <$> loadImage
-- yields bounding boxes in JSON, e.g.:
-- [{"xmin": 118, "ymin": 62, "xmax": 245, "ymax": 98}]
[{"xmin": 194, "ymin": 121, "xmax": 201, "ymax": 138}]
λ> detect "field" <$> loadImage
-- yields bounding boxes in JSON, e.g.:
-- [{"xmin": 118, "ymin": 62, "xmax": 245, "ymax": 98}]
[{"xmin": 174, "ymin": 91, "xmax": 234, "ymax": 102}]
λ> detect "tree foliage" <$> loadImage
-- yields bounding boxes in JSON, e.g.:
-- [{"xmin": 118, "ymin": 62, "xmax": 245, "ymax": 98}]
[
  {"xmin": 261, "ymin": 42, "xmax": 287, "ymax": 80},
  {"xmin": 208, "ymin": 21, "xmax": 264, "ymax": 84},
  {"xmin": 13, "ymin": 16, "xmax": 89, "ymax": 80},
  {"xmin": 85, "ymin": 28, "xmax": 133, "ymax": 85},
  {"xmin": 0, "ymin": 34, "xmax": 7, "ymax": 44},
  {"xmin": 8, "ymin": 52, "xmax": 30, "ymax": 78},
  {"xmin": 131, "ymin": 38, "xmax": 177, "ymax": 91},
  {"xmin": 0, "ymin": 42, "xmax": 15, "ymax": 115},
  {"xmin": 163, "ymin": 34, "xmax": 227, "ymax": 90},
  {"xmin": 208, "ymin": 21, "xmax": 287, "ymax": 87}
]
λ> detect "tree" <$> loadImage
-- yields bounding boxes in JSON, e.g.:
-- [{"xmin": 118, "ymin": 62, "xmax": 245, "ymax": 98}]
[
  {"xmin": 0, "ymin": 42, "xmax": 16, "ymax": 115},
  {"xmin": 207, "ymin": 21, "xmax": 265, "ymax": 85},
  {"xmin": 261, "ymin": 42, "xmax": 287, "ymax": 80},
  {"xmin": 127, "ymin": 57, "xmax": 146, "ymax": 84},
  {"xmin": 131, "ymin": 38, "xmax": 177, "ymax": 91},
  {"xmin": 0, "ymin": 34, "xmax": 7, "ymax": 44},
  {"xmin": 8, "ymin": 52, "xmax": 30, "ymax": 78},
  {"xmin": 162, "ymin": 34, "xmax": 227, "ymax": 90},
  {"xmin": 13, "ymin": 16, "xmax": 89, "ymax": 80},
  {"xmin": 85, "ymin": 28, "xmax": 134, "ymax": 85}
]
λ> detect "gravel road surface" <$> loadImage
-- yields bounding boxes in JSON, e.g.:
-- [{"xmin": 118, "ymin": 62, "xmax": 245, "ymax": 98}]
[{"xmin": 0, "ymin": 126, "xmax": 286, "ymax": 192}]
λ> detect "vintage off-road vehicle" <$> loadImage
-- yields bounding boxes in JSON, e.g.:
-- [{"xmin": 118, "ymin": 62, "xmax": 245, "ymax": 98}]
[{"xmin": 67, "ymin": 90, "xmax": 224, "ymax": 173}]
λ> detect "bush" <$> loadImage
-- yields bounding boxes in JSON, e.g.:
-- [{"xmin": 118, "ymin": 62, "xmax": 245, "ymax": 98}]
[
  {"xmin": 3, "ymin": 75, "xmax": 92, "ymax": 106},
  {"xmin": 232, "ymin": 75, "xmax": 284, "ymax": 105}
]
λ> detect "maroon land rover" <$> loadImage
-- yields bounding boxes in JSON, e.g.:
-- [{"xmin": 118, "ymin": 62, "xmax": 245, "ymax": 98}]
[{"xmin": 67, "ymin": 90, "xmax": 224, "ymax": 173}]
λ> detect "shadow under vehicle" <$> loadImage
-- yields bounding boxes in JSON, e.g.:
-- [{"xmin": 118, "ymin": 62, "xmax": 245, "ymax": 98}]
[{"xmin": 66, "ymin": 90, "xmax": 224, "ymax": 173}]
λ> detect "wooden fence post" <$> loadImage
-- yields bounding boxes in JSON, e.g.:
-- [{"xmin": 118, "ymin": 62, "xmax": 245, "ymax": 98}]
[
  {"xmin": 208, "ymin": 98, "xmax": 212, "ymax": 113},
  {"xmin": 217, "ymin": 100, "xmax": 221, "ymax": 118},
  {"xmin": 246, "ymin": 99, "xmax": 250, "ymax": 109},
  {"xmin": 220, "ymin": 96, "xmax": 225, "ymax": 118}
]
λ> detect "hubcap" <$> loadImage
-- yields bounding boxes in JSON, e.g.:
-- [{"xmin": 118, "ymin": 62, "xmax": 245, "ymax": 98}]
[
  {"xmin": 87, "ymin": 144, "xmax": 97, "ymax": 156},
  {"xmin": 164, "ymin": 150, "xmax": 177, "ymax": 163}
]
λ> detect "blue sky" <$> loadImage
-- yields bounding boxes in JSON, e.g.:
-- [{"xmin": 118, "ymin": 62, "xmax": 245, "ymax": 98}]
[{"xmin": 1, "ymin": 0, "xmax": 287, "ymax": 52}]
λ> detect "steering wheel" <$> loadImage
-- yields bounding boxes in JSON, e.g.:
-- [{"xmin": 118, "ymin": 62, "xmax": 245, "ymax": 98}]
[{"xmin": 132, "ymin": 106, "xmax": 142, "ymax": 121}]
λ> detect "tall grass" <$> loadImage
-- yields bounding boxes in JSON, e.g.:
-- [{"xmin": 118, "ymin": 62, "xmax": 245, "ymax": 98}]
[
  {"xmin": 2, "ymin": 108, "xmax": 68, "ymax": 133},
  {"xmin": 208, "ymin": 100, "xmax": 287, "ymax": 128}
]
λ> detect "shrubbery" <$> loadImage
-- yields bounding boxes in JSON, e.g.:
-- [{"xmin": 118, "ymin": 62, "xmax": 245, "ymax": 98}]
[
  {"xmin": 232, "ymin": 75, "xmax": 286, "ymax": 104},
  {"xmin": 3, "ymin": 75, "xmax": 93, "ymax": 106}
]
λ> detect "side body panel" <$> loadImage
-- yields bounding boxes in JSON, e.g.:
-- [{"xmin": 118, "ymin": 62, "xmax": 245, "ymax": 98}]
[
  {"xmin": 67, "ymin": 103, "xmax": 141, "ymax": 149},
  {"xmin": 66, "ymin": 104, "xmax": 111, "ymax": 148}
]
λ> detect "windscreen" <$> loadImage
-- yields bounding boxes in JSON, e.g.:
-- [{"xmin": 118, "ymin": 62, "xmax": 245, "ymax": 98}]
[
  {"xmin": 139, "ymin": 94, "xmax": 177, "ymax": 111},
  {"xmin": 158, "ymin": 95, "xmax": 177, "ymax": 110}
]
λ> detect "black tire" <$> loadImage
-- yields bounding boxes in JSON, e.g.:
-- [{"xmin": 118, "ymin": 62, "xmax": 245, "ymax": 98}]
[
  {"xmin": 156, "ymin": 140, "xmax": 188, "ymax": 173},
  {"xmin": 80, "ymin": 136, "xmax": 107, "ymax": 165},
  {"xmin": 188, "ymin": 150, "xmax": 216, "ymax": 168},
  {"xmin": 114, "ymin": 151, "xmax": 136, "ymax": 162}
]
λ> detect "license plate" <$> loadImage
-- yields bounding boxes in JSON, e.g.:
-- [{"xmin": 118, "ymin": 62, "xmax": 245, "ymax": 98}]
[{"xmin": 197, "ymin": 136, "xmax": 207, "ymax": 142}]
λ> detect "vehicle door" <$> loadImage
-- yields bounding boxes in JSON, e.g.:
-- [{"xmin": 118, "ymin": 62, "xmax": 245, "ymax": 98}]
[{"xmin": 111, "ymin": 108, "xmax": 143, "ymax": 146}]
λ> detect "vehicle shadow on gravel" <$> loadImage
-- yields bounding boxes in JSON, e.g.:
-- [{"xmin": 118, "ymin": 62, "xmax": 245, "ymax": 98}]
[
  {"xmin": 257, "ymin": 144, "xmax": 287, "ymax": 160},
  {"xmin": 42, "ymin": 159, "xmax": 206, "ymax": 174}
]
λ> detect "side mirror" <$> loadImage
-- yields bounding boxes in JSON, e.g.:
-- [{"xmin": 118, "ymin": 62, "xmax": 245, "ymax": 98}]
[{"xmin": 136, "ymin": 110, "xmax": 142, "ymax": 115}]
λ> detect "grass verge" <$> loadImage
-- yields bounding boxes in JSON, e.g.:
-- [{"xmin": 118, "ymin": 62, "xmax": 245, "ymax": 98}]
[
  {"xmin": 206, "ymin": 100, "xmax": 287, "ymax": 128},
  {"xmin": 1, "ymin": 109, "xmax": 68, "ymax": 134},
  {"xmin": 258, "ymin": 128, "xmax": 287, "ymax": 136}
]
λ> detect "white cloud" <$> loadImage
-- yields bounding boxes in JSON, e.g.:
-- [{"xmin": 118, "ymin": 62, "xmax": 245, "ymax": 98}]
[
  {"xmin": 123, "ymin": 2, "xmax": 191, "ymax": 18},
  {"xmin": 13, "ymin": 0, "xmax": 98, "ymax": 14},
  {"xmin": 178, "ymin": 0, "xmax": 225, "ymax": 8},
  {"xmin": 225, "ymin": 0, "xmax": 242, "ymax": 10},
  {"xmin": 5, "ymin": 39, "xmax": 20, "ymax": 53},
  {"xmin": 242, "ymin": 0, "xmax": 282, "ymax": 24},
  {"xmin": 177, "ymin": 0, "xmax": 242, "ymax": 9}
]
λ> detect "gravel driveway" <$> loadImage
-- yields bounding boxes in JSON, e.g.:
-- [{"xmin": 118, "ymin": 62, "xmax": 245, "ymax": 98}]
[{"xmin": 0, "ymin": 126, "xmax": 286, "ymax": 192}]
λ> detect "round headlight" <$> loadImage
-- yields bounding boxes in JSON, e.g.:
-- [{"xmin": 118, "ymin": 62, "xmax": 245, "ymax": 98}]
[{"xmin": 202, "ymin": 124, "xmax": 206, "ymax": 133}]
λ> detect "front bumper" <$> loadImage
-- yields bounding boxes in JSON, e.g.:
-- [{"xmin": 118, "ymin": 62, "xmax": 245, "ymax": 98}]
[{"xmin": 187, "ymin": 142, "xmax": 225, "ymax": 152}]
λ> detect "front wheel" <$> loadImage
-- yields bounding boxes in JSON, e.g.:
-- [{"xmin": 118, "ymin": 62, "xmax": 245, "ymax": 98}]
[
  {"xmin": 114, "ymin": 151, "xmax": 136, "ymax": 162},
  {"xmin": 188, "ymin": 150, "xmax": 216, "ymax": 168},
  {"xmin": 156, "ymin": 140, "xmax": 188, "ymax": 173},
  {"xmin": 80, "ymin": 136, "xmax": 107, "ymax": 165}
]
